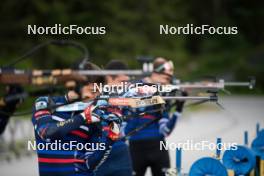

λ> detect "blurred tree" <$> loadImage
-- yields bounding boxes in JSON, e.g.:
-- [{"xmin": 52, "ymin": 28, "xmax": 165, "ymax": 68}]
[{"xmin": 0, "ymin": 0, "xmax": 263, "ymax": 92}]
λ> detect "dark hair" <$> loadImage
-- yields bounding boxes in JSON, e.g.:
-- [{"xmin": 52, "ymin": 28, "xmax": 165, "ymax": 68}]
[
  {"xmin": 105, "ymin": 60, "xmax": 128, "ymax": 70},
  {"xmin": 82, "ymin": 62, "xmax": 105, "ymax": 84},
  {"xmin": 105, "ymin": 60, "xmax": 128, "ymax": 79}
]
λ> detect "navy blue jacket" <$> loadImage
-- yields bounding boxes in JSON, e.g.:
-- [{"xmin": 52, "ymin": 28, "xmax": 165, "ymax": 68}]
[{"xmin": 32, "ymin": 96, "xmax": 113, "ymax": 176}]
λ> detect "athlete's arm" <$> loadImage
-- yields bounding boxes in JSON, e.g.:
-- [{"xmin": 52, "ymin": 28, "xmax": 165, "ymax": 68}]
[
  {"xmin": 85, "ymin": 121, "xmax": 120, "ymax": 171},
  {"xmin": 159, "ymin": 99, "xmax": 185, "ymax": 136},
  {"xmin": 32, "ymin": 96, "xmax": 99, "ymax": 141}
]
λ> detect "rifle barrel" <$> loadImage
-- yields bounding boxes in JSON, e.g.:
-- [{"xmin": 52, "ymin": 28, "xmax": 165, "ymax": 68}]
[
  {"xmin": 77, "ymin": 70, "xmax": 149, "ymax": 76},
  {"xmin": 224, "ymin": 82, "xmax": 251, "ymax": 86},
  {"xmin": 162, "ymin": 96, "xmax": 217, "ymax": 101}
]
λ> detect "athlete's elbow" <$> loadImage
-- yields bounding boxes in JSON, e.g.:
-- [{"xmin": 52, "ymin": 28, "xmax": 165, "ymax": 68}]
[{"xmin": 38, "ymin": 127, "xmax": 63, "ymax": 141}]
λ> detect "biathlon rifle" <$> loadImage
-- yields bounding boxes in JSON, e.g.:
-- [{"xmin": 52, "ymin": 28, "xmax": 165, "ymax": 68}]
[
  {"xmin": 169, "ymin": 77, "xmax": 256, "ymax": 92},
  {"xmin": 55, "ymin": 93, "xmax": 218, "ymax": 114},
  {"xmin": 0, "ymin": 68, "xmax": 152, "ymax": 85},
  {"xmin": 0, "ymin": 40, "xmax": 152, "ymax": 86},
  {"xmin": 164, "ymin": 77, "xmax": 255, "ymax": 108}
]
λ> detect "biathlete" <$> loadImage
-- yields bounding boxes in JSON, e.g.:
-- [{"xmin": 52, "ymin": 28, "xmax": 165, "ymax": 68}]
[
  {"xmin": 125, "ymin": 57, "xmax": 186, "ymax": 176},
  {"xmin": 32, "ymin": 63, "xmax": 122, "ymax": 176},
  {"xmin": 95, "ymin": 60, "xmax": 133, "ymax": 176}
]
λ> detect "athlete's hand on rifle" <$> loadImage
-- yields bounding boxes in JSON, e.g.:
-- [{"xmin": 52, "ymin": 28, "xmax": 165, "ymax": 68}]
[
  {"xmin": 80, "ymin": 99, "xmax": 107, "ymax": 124},
  {"xmin": 81, "ymin": 99, "xmax": 122, "ymax": 124},
  {"xmin": 102, "ymin": 121, "xmax": 121, "ymax": 141},
  {"xmin": 66, "ymin": 90, "xmax": 80, "ymax": 102},
  {"xmin": 81, "ymin": 104, "xmax": 99, "ymax": 124}
]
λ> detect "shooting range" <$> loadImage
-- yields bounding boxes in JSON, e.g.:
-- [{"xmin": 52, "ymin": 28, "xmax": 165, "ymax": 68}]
[{"xmin": 0, "ymin": 1, "xmax": 263, "ymax": 176}]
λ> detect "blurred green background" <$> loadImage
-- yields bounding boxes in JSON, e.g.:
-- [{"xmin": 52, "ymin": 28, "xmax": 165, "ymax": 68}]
[{"xmin": 0, "ymin": 0, "xmax": 263, "ymax": 93}]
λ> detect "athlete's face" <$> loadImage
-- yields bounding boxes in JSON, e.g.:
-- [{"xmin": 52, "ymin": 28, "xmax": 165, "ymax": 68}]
[
  {"xmin": 151, "ymin": 67, "xmax": 173, "ymax": 85},
  {"xmin": 81, "ymin": 83, "xmax": 99, "ymax": 101},
  {"xmin": 151, "ymin": 72, "xmax": 172, "ymax": 84}
]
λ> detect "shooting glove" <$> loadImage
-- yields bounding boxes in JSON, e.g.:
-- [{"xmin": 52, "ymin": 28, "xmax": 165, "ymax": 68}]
[{"xmin": 102, "ymin": 121, "xmax": 121, "ymax": 141}]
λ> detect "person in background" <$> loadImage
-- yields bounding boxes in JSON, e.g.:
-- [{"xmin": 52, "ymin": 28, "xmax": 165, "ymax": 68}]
[
  {"xmin": 0, "ymin": 85, "xmax": 24, "ymax": 135},
  {"xmin": 125, "ymin": 57, "xmax": 186, "ymax": 176},
  {"xmin": 95, "ymin": 60, "xmax": 133, "ymax": 176}
]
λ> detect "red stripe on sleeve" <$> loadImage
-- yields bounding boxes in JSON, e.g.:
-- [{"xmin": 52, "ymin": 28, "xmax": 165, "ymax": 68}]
[
  {"xmin": 38, "ymin": 157, "xmax": 85, "ymax": 163},
  {"xmin": 34, "ymin": 110, "xmax": 51, "ymax": 119},
  {"xmin": 70, "ymin": 130, "xmax": 89, "ymax": 139},
  {"xmin": 143, "ymin": 114, "xmax": 156, "ymax": 119}
]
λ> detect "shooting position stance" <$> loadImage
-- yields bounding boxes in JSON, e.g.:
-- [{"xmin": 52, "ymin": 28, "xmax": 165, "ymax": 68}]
[{"xmin": 32, "ymin": 63, "xmax": 122, "ymax": 176}]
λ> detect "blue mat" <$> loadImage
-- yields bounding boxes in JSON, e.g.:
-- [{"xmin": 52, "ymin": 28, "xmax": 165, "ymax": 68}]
[
  {"xmin": 189, "ymin": 157, "xmax": 227, "ymax": 176},
  {"xmin": 223, "ymin": 145, "xmax": 255, "ymax": 175},
  {"xmin": 252, "ymin": 129, "xmax": 264, "ymax": 159}
]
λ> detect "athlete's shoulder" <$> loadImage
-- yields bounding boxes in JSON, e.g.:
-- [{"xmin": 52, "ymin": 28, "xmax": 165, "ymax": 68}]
[
  {"xmin": 34, "ymin": 96, "xmax": 50, "ymax": 111},
  {"xmin": 34, "ymin": 95, "xmax": 67, "ymax": 111},
  {"xmin": 32, "ymin": 96, "xmax": 52, "ymax": 123}
]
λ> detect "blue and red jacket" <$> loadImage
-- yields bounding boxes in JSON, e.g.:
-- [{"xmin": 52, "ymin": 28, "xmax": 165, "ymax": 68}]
[
  {"xmin": 125, "ymin": 106, "xmax": 180, "ymax": 141},
  {"xmin": 125, "ymin": 80, "xmax": 181, "ymax": 141},
  {"xmin": 32, "ymin": 96, "xmax": 113, "ymax": 176}
]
